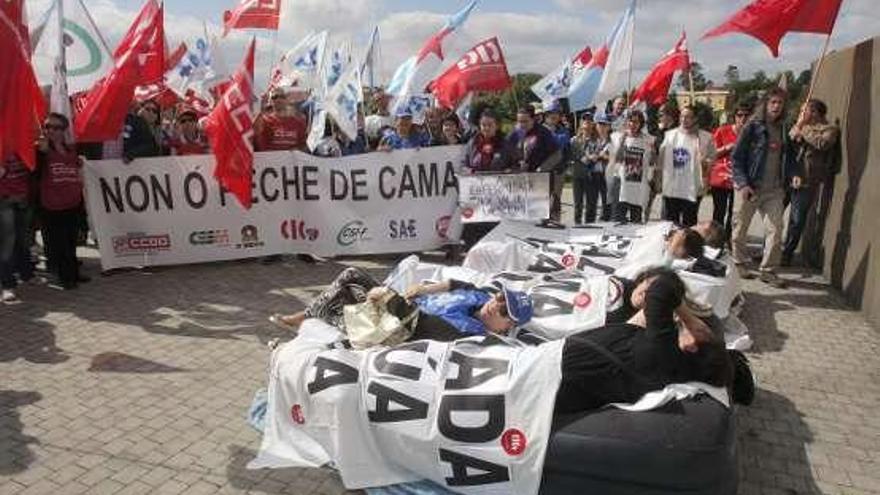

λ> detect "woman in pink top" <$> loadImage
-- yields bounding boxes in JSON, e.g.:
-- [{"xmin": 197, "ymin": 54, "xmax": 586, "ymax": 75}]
[
  {"xmin": 37, "ymin": 113, "xmax": 86, "ymax": 290},
  {"xmin": 710, "ymin": 103, "xmax": 751, "ymax": 243}
]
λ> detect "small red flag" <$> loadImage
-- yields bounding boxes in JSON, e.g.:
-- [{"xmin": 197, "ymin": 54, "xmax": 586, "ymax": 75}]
[
  {"xmin": 0, "ymin": 0, "xmax": 47, "ymax": 170},
  {"xmin": 430, "ymin": 37, "xmax": 512, "ymax": 109},
  {"xmin": 204, "ymin": 39, "xmax": 256, "ymax": 210},
  {"xmin": 74, "ymin": 0, "xmax": 164, "ymax": 142},
  {"xmin": 223, "ymin": 0, "xmax": 282, "ymax": 36},
  {"xmin": 703, "ymin": 0, "xmax": 844, "ymax": 57},
  {"xmin": 630, "ymin": 32, "xmax": 690, "ymax": 107}
]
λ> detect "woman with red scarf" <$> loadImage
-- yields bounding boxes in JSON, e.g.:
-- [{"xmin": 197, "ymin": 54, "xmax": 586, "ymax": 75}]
[{"xmin": 464, "ymin": 110, "xmax": 512, "ymax": 173}]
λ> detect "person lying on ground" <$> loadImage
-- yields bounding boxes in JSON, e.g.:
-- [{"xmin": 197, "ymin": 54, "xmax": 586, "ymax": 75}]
[
  {"xmin": 269, "ymin": 267, "xmax": 533, "ymax": 341},
  {"xmin": 555, "ymin": 268, "xmax": 732, "ymax": 413}
]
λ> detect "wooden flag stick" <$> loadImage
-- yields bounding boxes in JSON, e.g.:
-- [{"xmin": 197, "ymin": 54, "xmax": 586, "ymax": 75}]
[
  {"xmin": 804, "ymin": 32, "xmax": 833, "ymax": 106},
  {"xmin": 688, "ymin": 64, "xmax": 696, "ymax": 105}
]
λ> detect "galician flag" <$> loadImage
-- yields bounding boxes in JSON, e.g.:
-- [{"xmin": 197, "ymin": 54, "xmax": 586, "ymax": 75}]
[
  {"xmin": 568, "ymin": 0, "xmax": 635, "ymax": 111},
  {"xmin": 387, "ymin": 0, "xmax": 478, "ymax": 109},
  {"xmin": 30, "ymin": 0, "xmax": 114, "ymax": 95},
  {"xmin": 272, "ymin": 30, "xmax": 327, "ymax": 91}
]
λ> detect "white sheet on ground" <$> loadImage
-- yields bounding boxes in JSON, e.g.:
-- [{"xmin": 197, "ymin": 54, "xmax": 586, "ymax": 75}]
[
  {"xmin": 250, "ymin": 319, "xmax": 565, "ymax": 495},
  {"xmin": 610, "ymin": 382, "xmax": 730, "ymax": 412}
]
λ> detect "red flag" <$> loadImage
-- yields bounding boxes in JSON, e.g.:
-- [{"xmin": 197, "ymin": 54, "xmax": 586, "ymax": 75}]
[
  {"xmin": 223, "ymin": 0, "xmax": 281, "ymax": 36},
  {"xmin": 430, "ymin": 37, "xmax": 512, "ymax": 109},
  {"xmin": 75, "ymin": 0, "xmax": 164, "ymax": 142},
  {"xmin": 631, "ymin": 32, "xmax": 690, "ymax": 107},
  {"xmin": 0, "ymin": 0, "xmax": 47, "ymax": 170},
  {"xmin": 702, "ymin": 0, "xmax": 844, "ymax": 57},
  {"xmin": 204, "ymin": 39, "xmax": 256, "ymax": 209}
]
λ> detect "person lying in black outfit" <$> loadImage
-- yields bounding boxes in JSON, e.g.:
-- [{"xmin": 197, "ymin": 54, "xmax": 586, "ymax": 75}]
[{"xmin": 555, "ymin": 268, "xmax": 733, "ymax": 413}]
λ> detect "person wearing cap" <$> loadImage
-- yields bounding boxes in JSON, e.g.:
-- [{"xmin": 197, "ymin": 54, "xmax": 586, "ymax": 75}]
[
  {"xmin": 169, "ymin": 108, "xmax": 209, "ymax": 156},
  {"xmin": 269, "ymin": 267, "xmax": 533, "ymax": 340},
  {"xmin": 377, "ymin": 110, "xmax": 430, "ymax": 151},
  {"xmin": 254, "ymin": 89, "xmax": 308, "ymax": 152}
]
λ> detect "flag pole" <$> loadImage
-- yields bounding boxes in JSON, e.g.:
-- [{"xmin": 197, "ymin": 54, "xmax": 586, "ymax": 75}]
[
  {"xmin": 626, "ymin": 0, "xmax": 637, "ymax": 105},
  {"xmin": 803, "ymin": 31, "xmax": 833, "ymax": 106},
  {"xmin": 688, "ymin": 63, "xmax": 696, "ymax": 105}
]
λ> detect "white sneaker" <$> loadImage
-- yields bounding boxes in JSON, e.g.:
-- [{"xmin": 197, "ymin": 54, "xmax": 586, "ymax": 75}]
[{"xmin": 1, "ymin": 289, "xmax": 19, "ymax": 304}]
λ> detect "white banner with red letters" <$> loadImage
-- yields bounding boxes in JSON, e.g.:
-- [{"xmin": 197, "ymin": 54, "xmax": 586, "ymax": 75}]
[
  {"xmin": 249, "ymin": 319, "xmax": 564, "ymax": 495},
  {"xmin": 83, "ymin": 147, "xmax": 467, "ymax": 270}
]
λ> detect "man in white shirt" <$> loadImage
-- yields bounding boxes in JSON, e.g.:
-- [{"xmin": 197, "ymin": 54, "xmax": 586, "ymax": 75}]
[{"xmin": 658, "ymin": 106, "xmax": 717, "ymax": 226}]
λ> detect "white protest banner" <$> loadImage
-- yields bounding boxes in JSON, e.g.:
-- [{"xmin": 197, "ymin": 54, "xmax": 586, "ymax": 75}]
[
  {"xmin": 250, "ymin": 320, "xmax": 564, "ymax": 495},
  {"xmin": 458, "ymin": 173, "xmax": 550, "ymax": 223},
  {"xmin": 83, "ymin": 147, "xmax": 465, "ymax": 270}
]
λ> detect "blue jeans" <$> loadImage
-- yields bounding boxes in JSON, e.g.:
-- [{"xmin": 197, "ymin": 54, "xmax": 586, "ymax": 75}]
[
  {"xmin": 783, "ymin": 187, "xmax": 816, "ymax": 259},
  {"xmin": 0, "ymin": 197, "xmax": 34, "ymax": 289}
]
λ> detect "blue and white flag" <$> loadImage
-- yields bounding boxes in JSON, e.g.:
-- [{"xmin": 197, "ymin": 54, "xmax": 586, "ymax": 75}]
[
  {"xmin": 531, "ymin": 59, "xmax": 573, "ymax": 106},
  {"xmin": 276, "ymin": 31, "xmax": 328, "ymax": 90},
  {"xmin": 325, "ymin": 65, "xmax": 362, "ymax": 141},
  {"xmin": 568, "ymin": 0, "xmax": 635, "ymax": 111},
  {"xmin": 165, "ymin": 37, "xmax": 220, "ymax": 101},
  {"xmin": 388, "ymin": 0, "xmax": 478, "ymax": 113}
]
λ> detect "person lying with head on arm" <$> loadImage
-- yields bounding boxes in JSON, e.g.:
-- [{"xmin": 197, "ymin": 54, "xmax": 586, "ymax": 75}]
[
  {"xmin": 269, "ymin": 267, "xmax": 533, "ymax": 342},
  {"xmin": 556, "ymin": 268, "xmax": 732, "ymax": 413}
]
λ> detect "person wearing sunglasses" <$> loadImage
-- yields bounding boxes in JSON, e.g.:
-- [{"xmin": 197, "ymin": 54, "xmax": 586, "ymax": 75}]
[
  {"xmin": 169, "ymin": 108, "xmax": 209, "ymax": 156},
  {"xmin": 709, "ymin": 102, "xmax": 752, "ymax": 245},
  {"xmin": 123, "ymin": 99, "xmax": 167, "ymax": 163},
  {"xmin": 254, "ymin": 89, "xmax": 307, "ymax": 152},
  {"xmin": 36, "ymin": 113, "xmax": 88, "ymax": 290}
]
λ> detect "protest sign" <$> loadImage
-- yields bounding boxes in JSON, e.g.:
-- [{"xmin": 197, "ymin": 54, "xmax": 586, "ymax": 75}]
[
  {"xmin": 83, "ymin": 146, "xmax": 465, "ymax": 270},
  {"xmin": 457, "ymin": 173, "xmax": 550, "ymax": 223}
]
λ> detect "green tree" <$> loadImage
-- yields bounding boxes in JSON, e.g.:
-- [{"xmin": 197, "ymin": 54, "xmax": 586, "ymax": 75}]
[{"xmin": 677, "ymin": 62, "xmax": 710, "ymax": 92}]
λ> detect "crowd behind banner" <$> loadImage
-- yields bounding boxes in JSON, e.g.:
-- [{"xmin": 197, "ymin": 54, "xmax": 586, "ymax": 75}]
[{"xmin": 0, "ymin": 76, "xmax": 840, "ymax": 303}]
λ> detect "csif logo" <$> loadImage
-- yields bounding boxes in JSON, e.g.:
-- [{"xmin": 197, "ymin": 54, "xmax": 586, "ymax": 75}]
[
  {"xmin": 281, "ymin": 219, "xmax": 319, "ymax": 241},
  {"xmin": 337, "ymin": 220, "xmax": 370, "ymax": 247},
  {"xmin": 189, "ymin": 229, "xmax": 230, "ymax": 246}
]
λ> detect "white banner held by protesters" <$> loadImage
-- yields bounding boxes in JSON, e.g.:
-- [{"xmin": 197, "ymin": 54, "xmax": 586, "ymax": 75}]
[
  {"xmin": 458, "ymin": 173, "xmax": 550, "ymax": 223},
  {"xmin": 83, "ymin": 147, "xmax": 465, "ymax": 270}
]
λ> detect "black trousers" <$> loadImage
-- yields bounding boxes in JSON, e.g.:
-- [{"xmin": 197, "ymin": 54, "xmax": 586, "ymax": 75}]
[
  {"xmin": 42, "ymin": 207, "xmax": 81, "ymax": 286},
  {"xmin": 711, "ymin": 187, "xmax": 734, "ymax": 243},
  {"xmin": 615, "ymin": 202, "xmax": 643, "ymax": 224},
  {"xmin": 572, "ymin": 172, "xmax": 605, "ymax": 224},
  {"xmin": 663, "ymin": 197, "xmax": 699, "ymax": 227}
]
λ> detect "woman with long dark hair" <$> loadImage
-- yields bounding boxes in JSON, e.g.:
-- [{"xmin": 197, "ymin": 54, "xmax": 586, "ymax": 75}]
[{"xmin": 555, "ymin": 268, "xmax": 732, "ymax": 413}]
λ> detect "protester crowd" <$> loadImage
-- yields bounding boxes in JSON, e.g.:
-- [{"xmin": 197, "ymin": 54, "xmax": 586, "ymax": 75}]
[{"xmin": 0, "ymin": 82, "xmax": 840, "ymax": 303}]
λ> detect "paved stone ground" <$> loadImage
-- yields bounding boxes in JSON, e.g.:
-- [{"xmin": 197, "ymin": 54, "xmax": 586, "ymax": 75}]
[{"xmin": 2, "ymin": 233, "xmax": 879, "ymax": 494}]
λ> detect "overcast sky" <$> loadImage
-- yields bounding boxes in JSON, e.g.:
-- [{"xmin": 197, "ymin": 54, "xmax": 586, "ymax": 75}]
[{"xmin": 28, "ymin": 0, "xmax": 880, "ymax": 89}]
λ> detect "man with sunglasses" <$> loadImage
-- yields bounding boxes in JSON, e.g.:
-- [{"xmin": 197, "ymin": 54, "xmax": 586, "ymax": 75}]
[
  {"xmin": 254, "ymin": 89, "xmax": 307, "ymax": 152},
  {"xmin": 123, "ymin": 99, "xmax": 167, "ymax": 163},
  {"xmin": 169, "ymin": 108, "xmax": 209, "ymax": 156}
]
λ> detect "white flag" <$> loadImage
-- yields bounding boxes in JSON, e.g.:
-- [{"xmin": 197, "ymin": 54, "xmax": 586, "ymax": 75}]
[
  {"xmin": 325, "ymin": 65, "xmax": 362, "ymax": 141},
  {"xmin": 592, "ymin": 0, "xmax": 636, "ymax": 107},
  {"xmin": 360, "ymin": 26, "xmax": 380, "ymax": 88},
  {"xmin": 531, "ymin": 59, "xmax": 573, "ymax": 106},
  {"xmin": 276, "ymin": 31, "xmax": 328, "ymax": 90},
  {"xmin": 165, "ymin": 36, "xmax": 223, "ymax": 102},
  {"xmin": 30, "ymin": 0, "xmax": 113, "ymax": 94}
]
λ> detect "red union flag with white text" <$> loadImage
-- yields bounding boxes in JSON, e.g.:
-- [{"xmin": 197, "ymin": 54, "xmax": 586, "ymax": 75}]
[
  {"xmin": 430, "ymin": 37, "xmax": 511, "ymax": 109},
  {"xmin": 204, "ymin": 39, "xmax": 256, "ymax": 209},
  {"xmin": 223, "ymin": 0, "xmax": 281, "ymax": 35}
]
